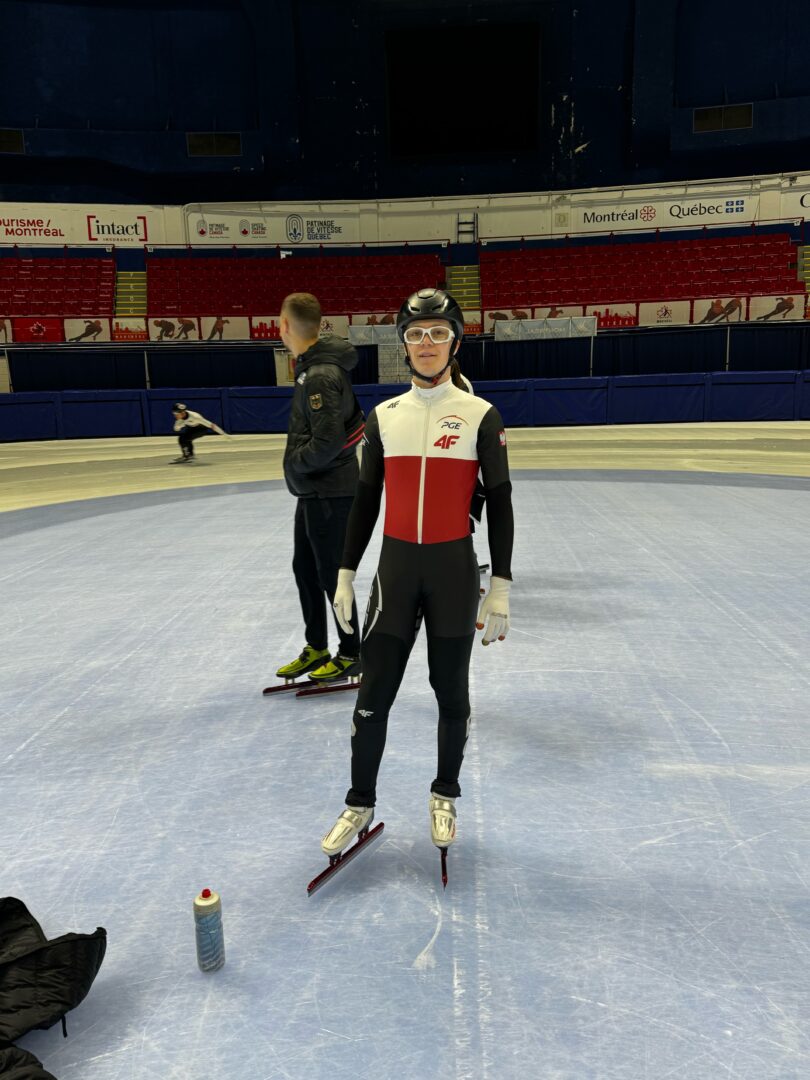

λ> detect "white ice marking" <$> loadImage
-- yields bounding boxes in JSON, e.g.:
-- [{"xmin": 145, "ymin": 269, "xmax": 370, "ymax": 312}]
[
  {"xmin": 647, "ymin": 763, "xmax": 810, "ymax": 782},
  {"xmin": 412, "ymin": 898, "xmax": 443, "ymax": 970},
  {"xmin": 661, "ymin": 689, "xmax": 732, "ymax": 754}
]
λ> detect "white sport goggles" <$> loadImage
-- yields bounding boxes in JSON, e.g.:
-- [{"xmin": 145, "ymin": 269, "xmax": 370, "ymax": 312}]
[{"xmin": 402, "ymin": 325, "xmax": 456, "ymax": 345}]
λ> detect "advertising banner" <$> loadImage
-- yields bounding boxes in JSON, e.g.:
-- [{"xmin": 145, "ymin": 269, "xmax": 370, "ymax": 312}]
[
  {"xmin": 484, "ymin": 308, "xmax": 533, "ymax": 332},
  {"xmin": 11, "ymin": 316, "xmax": 64, "ymax": 342},
  {"xmin": 351, "ymin": 312, "xmax": 397, "ymax": 327},
  {"xmin": 319, "ymin": 315, "xmax": 350, "ymax": 338},
  {"xmin": 0, "ymin": 204, "xmax": 163, "ymax": 245},
  {"xmin": 585, "ymin": 303, "xmax": 639, "ymax": 329},
  {"xmin": 187, "ymin": 208, "xmax": 361, "ymax": 246},
  {"xmin": 532, "ymin": 305, "xmax": 586, "ymax": 320},
  {"xmin": 462, "ymin": 309, "xmax": 483, "ymax": 335},
  {"xmin": 64, "ymin": 317, "xmax": 112, "ymax": 343},
  {"xmin": 748, "ymin": 294, "xmax": 805, "ymax": 322},
  {"xmin": 250, "ymin": 316, "xmax": 282, "ymax": 340},
  {"xmin": 200, "ymin": 316, "xmax": 250, "ymax": 341},
  {"xmin": 777, "ymin": 187, "xmax": 810, "ymax": 222},
  {"xmin": 111, "ymin": 317, "xmax": 148, "ymax": 342},
  {"xmin": 637, "ymin": 301, "xmax": 692, "ymax": 328},
  {"xmin": 691, "ymin": 297, "xmax": 745, "ymax": 325},
  {"xmin": 571, "ymin": 194, "xmax": 759, "ymax": 235},
  {"xmin": 149, "ymin": 317, "xmax": 202, "ymax": 341}
]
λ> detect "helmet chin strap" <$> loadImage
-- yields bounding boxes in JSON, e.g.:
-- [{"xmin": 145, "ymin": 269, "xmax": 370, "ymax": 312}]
[
  {"xmin": 406, "ymin": 344, "xmax": 458, "ymax": 386},
  {"xmin": 407, "ymin": 358, "xmax": 452, "ymax": 386}
]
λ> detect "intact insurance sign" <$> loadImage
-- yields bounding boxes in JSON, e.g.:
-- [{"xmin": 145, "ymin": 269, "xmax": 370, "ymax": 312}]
[
  {"xmin": 573, "ymin": 194, "xmax": 758, "ymax": 232},
  {"xmin": 86, "ymin": 212, "xmax": 149, "ymax": 243}
]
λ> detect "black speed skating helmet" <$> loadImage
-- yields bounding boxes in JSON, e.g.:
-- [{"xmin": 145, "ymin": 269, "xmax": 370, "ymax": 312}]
[
  {"xmin": 396, "ymin": 288, "xmax": 465, "ymax": 343},
  {"xmin": 173, "ymin": 402, "xmax": 187, "ymax": 412}
]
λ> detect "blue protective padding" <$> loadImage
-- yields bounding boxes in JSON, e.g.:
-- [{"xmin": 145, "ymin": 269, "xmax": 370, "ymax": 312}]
[
  {"xmin": 471, "ymin": 380, "xmax": 532, "ymax": 426},
  {"xmin": 708, "ymin": 371, "xmax": 798, "ymax": 421},
  {"xmin": 227, "ymin": 388, "xmax": 293, "ymax": 433},
  {"xmin": 610, "ymin": 374, "xmax": 707, "ymax": 424},
  {"xmin": 60, "ymin": 391, "xmax": 146, "ymax": 439},
  {"xmin": 531, "ymin": 377, "xmax": 609, "ymax": 426},
  {"xmin": 0, "ymin": 392, "xmax": 61, "ymax": 442},
  {"xmin": 798, "ymin": 372, "xmax": 810, "ymax": 419},
  {"xmin": 4, "ymin": 372, "xmax": 810, "ymax": 441}
]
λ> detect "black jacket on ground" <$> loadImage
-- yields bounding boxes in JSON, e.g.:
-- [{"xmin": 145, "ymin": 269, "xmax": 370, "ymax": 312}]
[
  {"xmin": 0, "ymin": 897, "xmax": 106, "ymax": 1077},
  {"xmin": 0, "ymin": 1045, "xmax": 58, "ymax": 1079},
  {"xmin": 283, "ymin": 335, "xmax": 364, "ymax": 499}
]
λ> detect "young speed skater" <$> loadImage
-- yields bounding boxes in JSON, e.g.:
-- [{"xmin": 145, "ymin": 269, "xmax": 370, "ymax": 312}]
[
  {"xmin": 170, "ymin": 403, "xmax": 225, "ymax": 463},
  {"xmin": 319, "ymin": 287, "xmax": 514, "ymax": 874}
]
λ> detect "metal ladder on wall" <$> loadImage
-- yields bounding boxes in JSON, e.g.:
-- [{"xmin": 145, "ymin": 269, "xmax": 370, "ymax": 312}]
[
  {"xmin": 115, "ymin": 270, "xmax": 147, "ymax": 316},
  {"xmin": 447, "ymin": 213, "xmax": 481, "ymax": 310},
  {"xmin": 796, "ymin": 245, "xmax": 808, "ymax": 286}
]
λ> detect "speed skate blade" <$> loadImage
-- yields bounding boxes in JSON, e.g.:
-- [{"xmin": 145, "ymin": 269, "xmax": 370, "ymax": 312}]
[
  {"xmin": 262, "ymin": 681, "xmax": 305, "ymax": 696},
  {"xmin": 296, "ymin": 677, "xmax": 362, "ymax": 698},
  {"xmin": 307, "ymin": 821, "xmax": 385, "ymax": 897}
]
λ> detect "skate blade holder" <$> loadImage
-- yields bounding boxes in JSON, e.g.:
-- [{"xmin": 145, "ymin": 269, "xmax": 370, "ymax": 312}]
[
  {"xmin": 262, "ymin": 676, "xmax": 306, "ymax": 696},
  {"xmin": 307, "ymin": 821, "xmax": 385, "ymax": 897},
  {"xmin": 440, "ymin": 847, "xmax": 448, "ymax": 889},
  {"xmin": 296, "ymin": 675, "xmax": 362, "ymax": 698}
]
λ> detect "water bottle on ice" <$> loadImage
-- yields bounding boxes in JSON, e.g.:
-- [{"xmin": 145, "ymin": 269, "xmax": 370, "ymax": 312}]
[{"xmin": 194, "ymin": 888, "xmax": 225, "ymax": 972}]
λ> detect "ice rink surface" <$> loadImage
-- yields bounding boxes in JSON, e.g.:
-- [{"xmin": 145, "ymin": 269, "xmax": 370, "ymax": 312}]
[{"xmin": 2, "ymin": 471, "xmax": 810, "ymax": 1080}]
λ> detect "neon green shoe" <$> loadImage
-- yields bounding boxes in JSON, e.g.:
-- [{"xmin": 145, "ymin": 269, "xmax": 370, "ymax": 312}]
[
  {"xmin": 308, "ymin": 654, "xmax": 362, "ymax": 683},
  {"xmin": 276, "ymin": 645, "xmax": 330, "ymax": 680}
]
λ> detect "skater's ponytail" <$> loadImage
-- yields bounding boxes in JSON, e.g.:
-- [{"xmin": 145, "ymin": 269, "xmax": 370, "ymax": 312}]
[{"xmin": 450, "ymin": 359, "xmax": 466, "ymax": 391}]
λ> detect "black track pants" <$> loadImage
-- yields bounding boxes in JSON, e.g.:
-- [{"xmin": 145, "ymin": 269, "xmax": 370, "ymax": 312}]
[
  {"xmin": 346, "ymin": 535, "xmax": 479, "ymax": 807},
  {"xmin": 293, "ymin": 497, "xmax": 360, "ymax": 656},
  {"xmin": 178, "ymin": 427, "xmax": 211, "ymax": 456}
]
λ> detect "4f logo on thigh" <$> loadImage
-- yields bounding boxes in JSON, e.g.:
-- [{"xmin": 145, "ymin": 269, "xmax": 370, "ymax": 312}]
[{"xmin": 434, "ymin": 434, "xmax": 460, "ymax": 449}]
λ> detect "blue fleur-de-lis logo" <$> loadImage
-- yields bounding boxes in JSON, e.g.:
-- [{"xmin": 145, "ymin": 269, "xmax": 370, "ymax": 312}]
[{"xmin": 286, "ymin": 214, "xmax": 304, "ymax": 243}]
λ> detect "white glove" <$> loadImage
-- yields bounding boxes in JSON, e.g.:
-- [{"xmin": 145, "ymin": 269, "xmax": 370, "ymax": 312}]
[
  {"xmin": 476, "ymin": 576, "xmax": 511, "ymax": 645},
  {"xmin": 332, "ymin": 568, "xmax": 356, "ymax": 634}
]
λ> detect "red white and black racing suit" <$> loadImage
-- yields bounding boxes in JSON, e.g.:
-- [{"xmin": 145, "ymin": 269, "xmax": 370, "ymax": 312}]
[{"xmin": 340, "ymin": 379, "xmax": 514, "ymax": 807}]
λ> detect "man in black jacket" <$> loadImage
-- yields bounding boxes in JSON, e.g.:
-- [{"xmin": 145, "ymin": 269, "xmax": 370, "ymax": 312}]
[{"xmin": 278, "ymin": 292, "xmax": 365, "ymax": 685}]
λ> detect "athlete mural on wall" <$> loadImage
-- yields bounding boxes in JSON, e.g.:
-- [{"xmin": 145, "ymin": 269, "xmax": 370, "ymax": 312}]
[
  {"xmin": 484, "ymin": 309, "xmax": 531, "ymax": 330},
  {"xmin": 755, "ymin": 296, "xmax": 795, "ymax": 321},
  {"xmin": 206, "ymin": 316, "xmax": 230, "ymax": 340},
  {"xmin": 153, "ymin": 319, "xmax": 176, "ymax": 341},
  {"xmin": 532, "ymin": 305, "xmax": 585, "ymax": 320},
  {"xmin": 696, "ymin": 297, "xmax": 744, "ymax": 324},
  {"xmin": 200, "ymin": 315, "xmax": 251, "ymax": 340},
  {"xmin": 176, "ymin": 317, "xmax": 199, "ymax": 340}
]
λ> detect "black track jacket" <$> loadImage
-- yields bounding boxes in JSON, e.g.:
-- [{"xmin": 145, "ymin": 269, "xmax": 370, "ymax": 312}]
[{"xmin": 283, "ymin": 334, "xmax": 365, "ymax": 499}]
